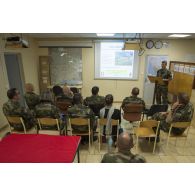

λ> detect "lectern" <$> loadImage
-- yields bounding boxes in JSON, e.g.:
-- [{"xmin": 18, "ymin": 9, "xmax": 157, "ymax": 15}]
[{"xmin": 148, "ymin": 76, "xmax": 164, "ymax": 104}]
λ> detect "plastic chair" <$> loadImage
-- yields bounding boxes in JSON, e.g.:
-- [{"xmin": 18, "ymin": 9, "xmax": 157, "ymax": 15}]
[
  {"xmin": 97, "ymin": 118, "xmax": 120, "ymax": 152},
  {"xmin": 69, "ymin": 118, "xmax": 92, "ymax": 152},
  {"xmin": 37, "ymin": 118, "xmax": 61, "ymax": 135},
  {"xmin": 166, "ymin": 121, "xmax": 191, "ymax": 149},
  {"xmin": 135, "ymin": 120, "xmax": 160, "ymax": 153},
  {"xmin": 6, "ymin": 116, "xmax": 27, "ymax": 134}
]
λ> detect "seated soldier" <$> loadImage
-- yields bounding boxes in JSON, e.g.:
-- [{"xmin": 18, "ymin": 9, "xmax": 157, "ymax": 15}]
[
  {"xmin": 63, "ymin": 85, "xmax": 74, "ymax": 99},
  {"xmin": 52, "ymin": 85, "xmax": 63, "ymax": 101},
  {"xmin": 24, "ymin": 83, "xmax": 40, "ymax": 111},
  {"xmin": 68, "ymin": 93, "xmax": 95, "ymax": 144},
  {"xmin": 100, "ymin": 94, "xmax": 121, "ymax": 145},
  {"xmin": 152, "ymin": 92, "xmax": 194, "ymax": 141},
  {"xmin": 3, "ymin": 88, "xmax": 35, "ymax": 130},
  {"xmin": 84, "ymin": 86, "xmax": 105, "ymax": 106},
  {"xmin": 84, "ymin": 86, "xmax": 105, "ymax": 116},
  {"xmin": 34, "ymin": 90, "xmax": 65, "ymax": 134},
  {"xmin": 101, "ymin": 132, "xmax": 146, "ymax": 163},
  {"xmin": 121, "ymin": 87, "xmax": 145, "ymax": 110},
  {"xmin": 55, "ymin": 85, "xmax": 73, "ymax": 103}
]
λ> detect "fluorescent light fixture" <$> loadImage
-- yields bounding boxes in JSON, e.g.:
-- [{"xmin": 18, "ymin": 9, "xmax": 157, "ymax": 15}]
[
  {"xmin": 168, "ymin": 34, "xmax": 191, "ymax": 38},
  {"xmin": 96, "ymin": 33, "xmax": 115, "ymax": 37}
]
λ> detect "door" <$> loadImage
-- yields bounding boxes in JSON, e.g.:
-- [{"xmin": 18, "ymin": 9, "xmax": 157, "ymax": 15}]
[
  {"xmin": 4, "ymin": 53, "xmax": 25, "ymax": 106},
  {"xmin": 143, "ymin": 55, "xmax": 169, "ymax": 106}
]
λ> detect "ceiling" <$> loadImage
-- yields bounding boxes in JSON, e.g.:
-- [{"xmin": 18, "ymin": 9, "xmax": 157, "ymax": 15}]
[{"xmin": 27, "ymin": 33, "xmax": 195, "ymax": 39}]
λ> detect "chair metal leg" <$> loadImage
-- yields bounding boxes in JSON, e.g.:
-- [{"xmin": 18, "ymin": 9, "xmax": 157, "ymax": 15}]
[
  {"xmin": 153, "ymin": 136, "xmax": 157, "ymax": 154},
  {"xmin": 136, "ymin": 136, "xmax": 139, "ymax": 153},
  {"xmin": 166, "ymin": 133, "xmax": 171, "ymax": 148},
  {"xmin": 98, "ymin": 131, "xmax": 101, "ymax": 152},
  {"xmin": 89, "ymin": 133, "xmax": 91, "ymax": 153}
]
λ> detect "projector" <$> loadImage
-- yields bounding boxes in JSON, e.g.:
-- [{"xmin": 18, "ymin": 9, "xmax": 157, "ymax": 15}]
[
  {"xmin": 5, "ymin": 36, "xmax": 29, "ymax": 48},
  {"xmin": 125, "ymin": 39, "xmax": 141, "ymax": 44}
]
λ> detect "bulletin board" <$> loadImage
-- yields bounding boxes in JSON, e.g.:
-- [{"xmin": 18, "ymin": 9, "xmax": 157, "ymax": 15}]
[
  {"xmin": 169, "ymin": 61, "xmax": 195, "ymax": 89},
  {"xmin": 168, "ymin": 71, "xmax": 194, "ymax": 97}
]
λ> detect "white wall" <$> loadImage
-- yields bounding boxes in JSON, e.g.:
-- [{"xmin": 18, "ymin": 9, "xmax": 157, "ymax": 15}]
[
  {"xmin": 37, "ymin": 39, "xmax": 195, "ymax": 101},
  {"xmin": 0, "ymin": 35, "xmax": 39, "ymax": 128}
]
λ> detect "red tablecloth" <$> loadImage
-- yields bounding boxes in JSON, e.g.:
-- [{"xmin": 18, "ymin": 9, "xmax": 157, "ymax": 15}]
[{"xmin": 0, "ymin": 134, "xmax": 81, "ymax": 163}]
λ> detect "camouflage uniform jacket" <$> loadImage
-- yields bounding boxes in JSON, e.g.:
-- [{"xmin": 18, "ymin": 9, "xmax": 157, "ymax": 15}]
[
  {"xmin": 101, "ymin": 151, "xmax": 146, "ymax": 163},
  {"xmin": 34, "ymin": 102, "xmax": 60, "ymax": 119},
  {"xmin": 157, "ymin": 68, "xmax": 172, "ymax": 86},
  {"xmin": 84, "ymin": 95, "xmax": 105, "ymax": 106},
  {"xmin": 24, "ymin": 92, "xmax": 40, "ymax": 110},
  {"xmin": 2, "ymin": 99, "xmax": 35, "ymax": 129},
  {"xmin": 68, "ymin": 104, "xmax": 95, "ymax": 131},
  {"xmin": 122, "ymin": 96, "xmax": 145, "ymax": 109},
  {"xmin": 34, "ymin": 102, "xmax": 62, "ymax": 130}
]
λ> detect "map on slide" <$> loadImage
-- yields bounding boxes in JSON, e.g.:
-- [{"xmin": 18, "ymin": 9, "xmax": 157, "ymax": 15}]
[{"xmin": 100, "ymin": 42, "xmax": 134, "ymax": 78}]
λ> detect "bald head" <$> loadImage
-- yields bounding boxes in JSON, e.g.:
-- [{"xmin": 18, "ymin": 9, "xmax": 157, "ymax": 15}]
[
  {"xmin": 178, "ymin": 92, "xmax": 189, "ymax": 105},
  {"xmin": 117, "ymin": 132, "xmax": 134, "ymax": 152},
  {"xmin": 131, "ymin": 87, "xmax": 139, "ymax": 97}
]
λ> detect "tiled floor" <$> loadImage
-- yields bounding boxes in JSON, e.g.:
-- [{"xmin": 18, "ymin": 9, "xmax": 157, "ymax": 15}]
[{"xmin": 1, "ymin": 116, "xmax": 195, "ymax": 163}]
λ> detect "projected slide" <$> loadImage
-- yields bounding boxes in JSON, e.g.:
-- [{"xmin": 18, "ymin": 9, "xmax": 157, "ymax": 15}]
[{"xmin": 100, "ymin": 42, "xmax": 134, "ymax": 78}]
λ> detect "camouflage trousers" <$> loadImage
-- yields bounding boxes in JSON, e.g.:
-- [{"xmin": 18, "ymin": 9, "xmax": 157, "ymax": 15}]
[
  {"xmin": 156, "ymin": 85, "xmax": 168, "ymax": 105},
  {"xmin": 152, "ymin": 112, "xmax": 170, "ymax": 134},
  {"xmin": 152, "ymin": 112, "xmax": 184, "ymax": 135}
]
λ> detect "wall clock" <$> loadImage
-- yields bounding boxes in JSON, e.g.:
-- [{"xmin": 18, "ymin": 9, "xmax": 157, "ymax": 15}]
[
  {"xmin": 154, "ymin": 40, "xmax": 163, "ymax": 49},
  {"xmin": 146, "ymin": 40, "xmax": 154, "ymax": 49}
]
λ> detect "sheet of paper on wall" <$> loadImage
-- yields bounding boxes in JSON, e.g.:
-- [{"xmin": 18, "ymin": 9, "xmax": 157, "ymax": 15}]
[
  {"xmin": 174, "ymin": 64, "xmax": 179, "ymax": 72},
  {"xmin": 179, "ymin": 65, "xmax": 184, "ymax": 72},
  {"xmin": 184, "ymin": 65, "xmax": 190, "ymax": 73},
  {"xmin": 190, "ymin": 66, "xmax": 195, "ymax": 75}
]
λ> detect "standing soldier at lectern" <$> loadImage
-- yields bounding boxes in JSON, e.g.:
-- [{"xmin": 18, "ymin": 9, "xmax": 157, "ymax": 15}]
[{"xmin": 156, "ymin": 61, "xmax": 172, "ymax": 104}]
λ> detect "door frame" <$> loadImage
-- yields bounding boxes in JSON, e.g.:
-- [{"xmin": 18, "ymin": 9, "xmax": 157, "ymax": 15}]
[{"xmin": 4, "ymin": 52, "xmax": 26, "ymax": 94}]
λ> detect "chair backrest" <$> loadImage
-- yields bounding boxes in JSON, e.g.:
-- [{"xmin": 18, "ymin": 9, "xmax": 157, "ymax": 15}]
[
  {"xmin": 139, "ymin": 120, "xmax": 160, "ymax": 136},
  {"xmin": 56, "ymin": 101, "xmax": 72, "ymax": 114},
  {"xmin": 123, "ymin": 104, "xmax": 143, "ymax": 122},
  {"xmin": 123, "ymin": 103, "xmax": 143, "ymax": 113},
  {"xmin": 69, "ymin": 117, "xmax": 90, "ymax": 133},
  {"xmin": 171, "ymin": 121, "xmax": 191, "ymax": 129},
  {"xmin": 6, "ymin": 116, "xmax": 22, "ymax": 124},
  {"xmin": 88, "ymin": 103, "xmax": 105, "ymax": 116},
  {"xmin": 98, "ymin": 118, "xmax": 119, "ymax": 125},
  {"xmin": 147, "ymin": 104, "xmax": 168, "ymax": 116},
  {"xmin": 6, "ymin": 116, "xmax": 26, "ymax": 133},
  {"xmin": 69, "ymin": 118, "xmax": 89, "ymax": 126},
  {"xmin": 37, "ymin": 118, "xmax": 60, "ymax": 130},
  {"xmin": 139, "ymin": 120, "xmax": 159, "ymax": 128}
]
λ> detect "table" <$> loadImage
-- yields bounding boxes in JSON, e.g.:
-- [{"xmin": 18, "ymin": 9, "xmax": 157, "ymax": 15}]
[{"xmin": 0, "ymin": 134, "xmax": 81, "ymax": 163}]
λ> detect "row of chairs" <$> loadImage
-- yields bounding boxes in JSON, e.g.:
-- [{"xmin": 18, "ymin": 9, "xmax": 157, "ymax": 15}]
[
  {"xmin": 122, "ymin": 104, "xmax": 191, "ymax": 154},
  {"xmin": 5, "ymin": 116, "xmax": 119, "ymax": 152}
]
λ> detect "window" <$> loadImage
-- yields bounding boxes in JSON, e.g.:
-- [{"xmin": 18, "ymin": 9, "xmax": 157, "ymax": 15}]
[{"xmin": 95, "ymin": 41, "xmax": 139, "ymax": 80}]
